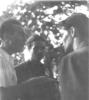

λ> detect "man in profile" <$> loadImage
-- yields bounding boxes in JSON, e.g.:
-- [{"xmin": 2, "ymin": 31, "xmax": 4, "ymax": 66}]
[
  {"xmin": 59, "ymin": 13, "xmax": 89, "ymax": 100},
  {"xmin": 0, "ymin": 19, "xmax": 26, "ymax": 87}
]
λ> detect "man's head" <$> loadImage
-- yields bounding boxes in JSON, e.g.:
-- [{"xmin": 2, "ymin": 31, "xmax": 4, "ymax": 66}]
[
  {"xmin": 0, "ymin": 19, "xmax": 26, "ymax": 54},
  {"xmin": 26, "ymin": 35, "xmax": 46, "ymax": 61},
  {"xmin": 59, "ymin": 13, "xmax": 89, "ymax": 52}
]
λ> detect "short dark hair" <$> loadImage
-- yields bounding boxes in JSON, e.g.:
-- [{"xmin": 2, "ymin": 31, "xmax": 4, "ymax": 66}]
[
  {"xmin": 26, "ymin": 34, "xmax": 46, "ymax": 49},
  {"xmin": 0, "ymin": 19, "xmax": 26, "ymax": 39},
  {"xmin": 61, "ymin": 13, "xmax": 89, "ymax": 41}
]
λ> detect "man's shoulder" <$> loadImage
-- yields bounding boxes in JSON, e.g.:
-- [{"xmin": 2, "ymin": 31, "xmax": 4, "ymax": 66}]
[
  {"xmin": 0, "ymin": 48, "xmax": 6, "ymax": 59},
  {"xmin": 64, "ymin": 46, "xmax": 88, "ymax": 59},
  {"xmin": 0, "ymin": 48, "xmax": 14, "ymax": 66},
  {"xmin": 61, "ymin": 46, "xmax": 89, "ymax": 68}
]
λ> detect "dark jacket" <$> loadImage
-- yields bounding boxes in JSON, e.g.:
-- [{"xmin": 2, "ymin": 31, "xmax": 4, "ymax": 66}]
[
  {"xmin": 0, "ymin": 76, "xmax": 60, "ymax": 100},
  {"xmin": 60, "ymin": 43, "xmax": 89, "ymax": 100},
  {"xmin": 15, "ymin": 60, "xmax": 45, "ymax": 83}
]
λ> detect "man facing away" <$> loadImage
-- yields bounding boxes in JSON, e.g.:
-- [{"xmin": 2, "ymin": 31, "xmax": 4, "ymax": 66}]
[
  {"xmin": 58, "ymin": 13, "xmax": 89, "ymax": 100},
  {"xmin": 0, "ymin": 34, "xmax": 61, "ymax": 100},
  {"xmin": 16, "ymin": 35, "xmax": 46, "ymax": 83},
  {"xmin": 0, "ymin": 19, "xmax": 26, "ymax": 87}
]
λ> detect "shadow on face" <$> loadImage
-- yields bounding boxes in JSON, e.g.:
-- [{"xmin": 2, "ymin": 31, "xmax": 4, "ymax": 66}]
[
  {"xmin": 2, "ymin": 31, "xmax": 26, "ymax": 54},
  {"xmin": 59, "ymin": 27, "xmax": 73, "ymax": 53}
]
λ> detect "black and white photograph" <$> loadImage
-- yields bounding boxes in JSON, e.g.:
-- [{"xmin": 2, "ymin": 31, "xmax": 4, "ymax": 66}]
[{"xmin": 0, "ymin": 0, "xmax": 88, "ymax": 100}]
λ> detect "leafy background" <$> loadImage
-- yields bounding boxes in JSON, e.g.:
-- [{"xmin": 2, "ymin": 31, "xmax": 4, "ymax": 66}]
[{"xmin": 0, "ymin": 0, "xmax": 89, "ymax": 65}]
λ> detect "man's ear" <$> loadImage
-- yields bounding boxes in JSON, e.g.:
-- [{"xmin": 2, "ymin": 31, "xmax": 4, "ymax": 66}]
[{"xmin": 70, "ymin": 27, "xmax": 75, "ymax": 37}]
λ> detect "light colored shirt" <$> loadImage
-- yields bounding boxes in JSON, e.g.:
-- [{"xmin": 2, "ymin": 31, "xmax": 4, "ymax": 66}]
[{"xmin": 0, "ymin": 48, "xmax": 17, "ymax": 87}]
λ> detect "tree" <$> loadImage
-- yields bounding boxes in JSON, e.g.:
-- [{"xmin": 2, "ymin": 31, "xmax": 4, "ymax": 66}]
[{"xmin": 1, "ymin": 0, "xmax": 89, "ymax": 66}]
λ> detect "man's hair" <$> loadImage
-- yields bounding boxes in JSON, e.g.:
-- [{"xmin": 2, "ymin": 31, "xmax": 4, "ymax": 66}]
[
  {"xmin": 61, "ymin": 13, "xmax": 89, "ymax": 41},
  {"xmin": 26, "ymin": 34, "xmax": 47, "ymax": 60},
  {"xmin": 0, "ymin": 19, "xmax": 26, "ymax": 39},
  {"xmin": 26, "ymin": 34, "xmax": 46, "ymax": 49}
]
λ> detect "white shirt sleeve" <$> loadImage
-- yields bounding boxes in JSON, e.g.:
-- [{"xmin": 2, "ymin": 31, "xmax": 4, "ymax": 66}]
[{"xmin": 0, "ymin": 56, "xmax": 17, "ymax": 87}]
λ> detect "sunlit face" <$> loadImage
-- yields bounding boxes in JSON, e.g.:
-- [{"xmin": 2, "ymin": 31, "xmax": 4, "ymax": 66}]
[{"xmin": 59, "ymin": 27, "xmax": 73, "ymax": 52}]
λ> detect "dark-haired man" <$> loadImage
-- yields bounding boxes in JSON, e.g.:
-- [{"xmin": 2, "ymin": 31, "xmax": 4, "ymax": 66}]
[
  {"xmin": 0, "ymin": 19, "xmax": 26, "ymax": 87},
  {"xmin": 16, "ymin": 34, "xmax": 47, "ymax": 83},
  {"xmin": 1, "ymin": 34, "xmax": 60, "ymax": 100},
  {"xmin": 59, "ymin": 13, "xmax": 89, "ymax": 100}
]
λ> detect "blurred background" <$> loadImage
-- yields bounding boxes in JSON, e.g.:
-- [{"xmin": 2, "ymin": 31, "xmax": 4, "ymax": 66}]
[{"xmin": 0, "ymin": 0, "xmax": 88, "ymax": 66}]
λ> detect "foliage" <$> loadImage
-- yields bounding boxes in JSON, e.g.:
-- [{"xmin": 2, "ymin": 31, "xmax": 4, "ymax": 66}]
[
  {"xmin": 1, "ymin": 1, "xmax": 89, "ymax": 65},
  {"xmin": 3, "ymin": 1, "xmax": 89, "ymax": 32}
]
